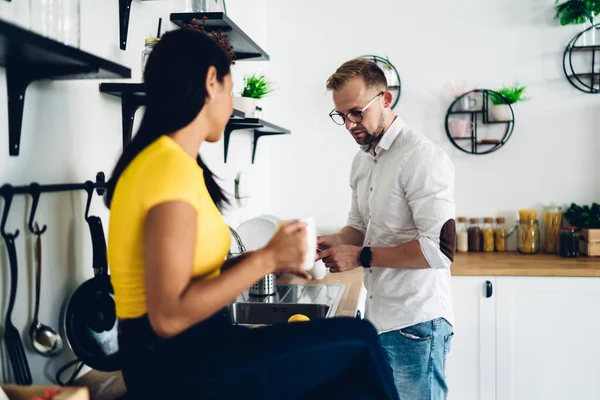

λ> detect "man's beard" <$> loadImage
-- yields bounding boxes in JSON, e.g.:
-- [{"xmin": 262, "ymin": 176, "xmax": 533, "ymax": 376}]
[{"xmin": 351, "ymin": 114, "xmax": 386, "ymax": 146}]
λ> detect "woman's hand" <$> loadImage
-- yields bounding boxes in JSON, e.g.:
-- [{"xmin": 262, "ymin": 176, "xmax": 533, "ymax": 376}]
[{"xmin": 261, "ymin": 220, "xmax": 309, "ymax": 278}]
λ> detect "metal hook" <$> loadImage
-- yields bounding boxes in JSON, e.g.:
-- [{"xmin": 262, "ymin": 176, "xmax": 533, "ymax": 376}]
[
  {"xmin": 28, "ymin": 183, "xmax": 47, "ymax": 235},
  {"xmin": 84, "ymin": 181, "xmax": 94, "ymax": 222},
  {"xmin": 0, "ymin": 185, "xmax": 20, "ymax": 240}
]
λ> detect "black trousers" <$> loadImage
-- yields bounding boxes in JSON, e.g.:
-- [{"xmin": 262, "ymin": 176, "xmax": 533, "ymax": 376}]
[{"xmin": 119, "ymin": 309, "xmax": 399, "ymax": 399}]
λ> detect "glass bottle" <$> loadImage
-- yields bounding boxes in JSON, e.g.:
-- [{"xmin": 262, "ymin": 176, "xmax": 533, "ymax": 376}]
[
  {"xmin": 30, "ymin": 0, "xmax": 81, "ymax": 47},
  {"xmin": 559, "ymin": 226, "xmax": 579, "ymax": 257},
  {"xmin": 483, "ymin": 217, "xmax": 494, "ymax": 252},
  {"xmin": 141, "ymin": 38, "xmax": 159, "ymax": 74},
  {"xmin": 468, "ymin": 218, "xmax": 482, "ymax": 252},
  {"xmin": 494, "ymin": 217, "xmax": 507, "ymax": 252},
  {"xmin": 456, "ymin": 217, "xmax": 468, "ymax": 253}
]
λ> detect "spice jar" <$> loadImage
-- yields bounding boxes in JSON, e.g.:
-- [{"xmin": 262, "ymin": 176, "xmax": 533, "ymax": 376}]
[
  {"xmin": 543, "ymin": 208, "xmax": 562, "ymax": 254},
  {"xmin": 494, "ymin": 217, "xmax": 506, "ymax": 252},
  {"xmin": 456, "ymin": 217, "xmax": 468, "ymax": 252},
  {"xmin": 141, "ymin": 38, "xmax": 159, "ymax": 74},
  {"xmin": 468, "ymin": 218, "xmax": 482, "ymax": 252},
  {"xmin": 559, "ymin": 226, "xmax": 579, "ymax": 257},
  {"xmin": 517, "ymin": 219, "xmax": 540, "ymax": 254},
  {"xmin": 483, "ymin": 217, "xmax": 494, "ymax": 252}
]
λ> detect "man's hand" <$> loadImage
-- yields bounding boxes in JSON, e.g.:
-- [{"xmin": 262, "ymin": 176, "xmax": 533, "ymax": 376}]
[
  {"xmin": 317, "ymin": 234, "xmax": 343, "ymax": 251},
  {"xmin": 316, "ymin": 245, "xmax": 361, "ymax": 273}
]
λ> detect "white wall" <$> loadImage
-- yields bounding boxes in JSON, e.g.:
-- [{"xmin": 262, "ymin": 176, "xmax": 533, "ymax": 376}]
[
  {"xmin": 265, "ymin": 0, "xmax": 600, "ymax": 241},
  {"xmin": 0, "ymin": 0, "xmax": 270, "ymax": 384}
]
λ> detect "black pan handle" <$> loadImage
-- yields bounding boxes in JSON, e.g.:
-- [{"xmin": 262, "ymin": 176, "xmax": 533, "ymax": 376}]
[
  {"xmin": 87, "ymin": 216, "xmax": 108, "ymax": 276},
  {"xmin": 485, "ymin": 280, "xmax": 493, "ymax": 298}
]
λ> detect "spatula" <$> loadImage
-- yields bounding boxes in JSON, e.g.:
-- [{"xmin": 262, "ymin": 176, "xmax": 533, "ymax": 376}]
[{"xmin": 4, "ymin": 233, "xmax": 32, "ymax": 384}]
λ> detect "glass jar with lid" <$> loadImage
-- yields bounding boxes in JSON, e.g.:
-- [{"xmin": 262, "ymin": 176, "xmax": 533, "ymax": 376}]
[
  {"xmin": 483, "ymin": 217, "xmax": 494, "ymax": 252},
  {"xmin": 468, "ymin": 218, "xmax": 482, "ymax": 252},
  {"xmin": 517, "ymin": 219, "xmax": 540, "ymax": 254},
  {"xmin": 494, "ymin": 217, "xmax": 507, "ymax": 252},
  {"xmin": 141, "ymin": 38, "xmax": 160, "ymax": 74},
  {"xmin": 456, "ymin": 217, "xmax": 468, "ymax": 252},
  {"xmin": 559, "ymin": 226, "xmax": 579, "ymax": 257},
  {"xmin": 543, "ymin": 208, "xmax": 563, "ymax": 253}
]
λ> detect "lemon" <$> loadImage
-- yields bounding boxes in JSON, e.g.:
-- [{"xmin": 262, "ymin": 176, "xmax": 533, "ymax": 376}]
[{"xmin": 288, "ymin": 314, "xmax": 310, "ymax": 323}]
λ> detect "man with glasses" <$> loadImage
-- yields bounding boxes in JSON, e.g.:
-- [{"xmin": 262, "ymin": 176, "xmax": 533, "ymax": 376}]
[{"xmin": 317, "ymin": 58, "xmax": 456, "ymax": 399}]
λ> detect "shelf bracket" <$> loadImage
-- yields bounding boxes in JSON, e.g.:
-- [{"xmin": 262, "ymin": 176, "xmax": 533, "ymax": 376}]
[
  {"xmin": 120, "ymin": 94, "xmax": 145, "ymax": 147},
  {"xmin": 6, "ymin": 49, "xmax": 35, "ymax": 156},
  {"xmin": 223, "ymin": 123, "xmax": 260, "ymax": 163},
  {"xmin": 252, "ymin": 131, "xmax": 286, "ymax": 164},
  {"xmin": 119, "ymin": 0, "xmax": 133, "ymax": 50}
]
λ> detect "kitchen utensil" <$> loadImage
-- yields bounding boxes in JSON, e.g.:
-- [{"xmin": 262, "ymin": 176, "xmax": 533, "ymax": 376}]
[
  {"xmin": 1, "ymin": 190, "xmax": 32, "ymax": 385},
  {"xmin": 29, "ymin": 222, "xmax": 63, "ymax": 357},
  {"xmin": 233, "ymin": 215, "xmax": 279, "ymax": 296},
  {"xmin": 63, "ymin": 184, "xmax": 120, "ymax": 371}
]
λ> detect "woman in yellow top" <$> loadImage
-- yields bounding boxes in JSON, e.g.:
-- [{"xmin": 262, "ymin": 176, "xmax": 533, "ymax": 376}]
[{"xmin": 105, "ymin": 28, "xmax": 398, "ymax": 399}]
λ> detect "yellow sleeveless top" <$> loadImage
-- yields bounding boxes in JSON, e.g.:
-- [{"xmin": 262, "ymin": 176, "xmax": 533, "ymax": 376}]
[{"xmin": 107, "ymin": 136, "xmax": 231, "ymax": 319}]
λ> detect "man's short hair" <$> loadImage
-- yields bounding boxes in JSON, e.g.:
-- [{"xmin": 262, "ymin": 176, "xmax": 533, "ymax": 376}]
[{"xmin": 326, "ymin": 58, "xmax": 388, "ymax": 91}]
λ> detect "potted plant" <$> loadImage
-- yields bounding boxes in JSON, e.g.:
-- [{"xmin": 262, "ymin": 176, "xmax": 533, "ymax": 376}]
[
  {"xmin": 488, "ymin": 82, "xmax": 528, "ymax": 122},
  {"xmin": 554, "ymin": 0, "xmax": 600, "ymax": 44},
  {"xmin": 233, "ymin": 73, "xmax": 273, "ymax": 117}
]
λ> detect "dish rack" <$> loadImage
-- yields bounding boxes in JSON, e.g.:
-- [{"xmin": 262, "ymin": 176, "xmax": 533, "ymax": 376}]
[{"xmin": 229, "ymin": 226, "xmax": 277, "ymax": 296}]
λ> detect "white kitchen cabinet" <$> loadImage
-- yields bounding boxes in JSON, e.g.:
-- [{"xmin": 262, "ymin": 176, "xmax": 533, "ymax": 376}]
[
  {"xmin": 447, "ymin": 277, "xmax": 496, "ymax": 400},
  {"xmin": 496, "ymin": 277, "xmax": 600, "ymax": 400}
]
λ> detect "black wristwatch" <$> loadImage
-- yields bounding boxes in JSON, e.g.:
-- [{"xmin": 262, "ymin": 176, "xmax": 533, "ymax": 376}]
[{"xmin": 360, "ymin": 246, "xmax": 372, "ymax": 269}]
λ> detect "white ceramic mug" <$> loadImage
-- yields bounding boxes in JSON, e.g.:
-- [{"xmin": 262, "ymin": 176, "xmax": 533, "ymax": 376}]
[{"xmin": 277, "ymin": 217, "xmax": 316, "ymax": 271}]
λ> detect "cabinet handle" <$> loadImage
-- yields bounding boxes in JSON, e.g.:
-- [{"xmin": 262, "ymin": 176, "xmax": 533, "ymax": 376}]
[{"xmin": 485, "ymin": 280, "xmax": 493, "ymax": 298}]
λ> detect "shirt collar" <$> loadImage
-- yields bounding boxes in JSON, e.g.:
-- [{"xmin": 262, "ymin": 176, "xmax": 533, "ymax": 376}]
[{"xmin": 361, "ymin": 116, "xmax": 405, "ymax": 153}]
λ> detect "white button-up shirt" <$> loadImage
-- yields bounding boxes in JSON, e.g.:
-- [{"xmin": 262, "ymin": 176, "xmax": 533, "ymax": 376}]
[{"xmin": 347, "ymin": 117, "xmax": 455, "ymax": 333}]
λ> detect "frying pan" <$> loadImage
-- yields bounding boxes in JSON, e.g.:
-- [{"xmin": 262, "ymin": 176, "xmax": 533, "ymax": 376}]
[{"xmin": 63, "ymin": 182, "xmax": 121, "ymax": 372}]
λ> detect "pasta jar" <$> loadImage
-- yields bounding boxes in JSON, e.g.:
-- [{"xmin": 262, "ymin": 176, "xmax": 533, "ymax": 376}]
[
  {"xmin": 543, "ymin": 208, "xmax": 563, "ymax": 253},
  {"xmin": 483, "ymin": 217, "xmax": 495, "ymax": 252},
  {"xmin": 517, "ymin": 220, "xmax": 540, "ymax": 254},
  {"xmin": 494, "ymin": 217, "xmax": 507, "ymax": 252},
  {"xmin": 559, "ymin": 226, "xmax": 579, "ymax": 258}
]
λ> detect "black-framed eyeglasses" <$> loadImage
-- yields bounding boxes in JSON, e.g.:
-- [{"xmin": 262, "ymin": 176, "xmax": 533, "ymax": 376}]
[{"xmin": 329, "ymin": 92, "xmax": 384, "ymax": 126}]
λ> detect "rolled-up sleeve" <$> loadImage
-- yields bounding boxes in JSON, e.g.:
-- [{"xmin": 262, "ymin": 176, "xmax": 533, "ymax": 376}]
[{"xmin": 400, "ymin": 143, "xmax": 456, "ymax": 269}]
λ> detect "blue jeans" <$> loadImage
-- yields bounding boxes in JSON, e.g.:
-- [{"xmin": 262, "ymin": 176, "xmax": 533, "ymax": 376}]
[{"xmin": 379, "ymin": 318, "xmax": 454, "ymax": 400}]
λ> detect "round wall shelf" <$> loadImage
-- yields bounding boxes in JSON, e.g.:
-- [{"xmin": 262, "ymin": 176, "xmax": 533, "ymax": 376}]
[
  {"xmin": 563, "ymin": 24, "xmax": 600, "ymax": 94},
  {"xmin": 445, "ymin": 89, "xmax": 515, "ymax": 155},
  {"xmin": 359, "ymin": 55, "xmax": 401, "ymax": 108}
]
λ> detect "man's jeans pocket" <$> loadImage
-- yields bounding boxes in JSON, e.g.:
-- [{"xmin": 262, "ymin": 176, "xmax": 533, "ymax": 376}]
[{"xmin": 398, "ymin": 322, "xmax": 434, "ymax": 342}]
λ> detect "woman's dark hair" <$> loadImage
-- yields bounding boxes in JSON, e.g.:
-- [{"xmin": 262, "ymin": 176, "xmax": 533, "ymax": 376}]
[{"xmin": 104, "ymin": 28, "xmax": 231, "ymax": 210}]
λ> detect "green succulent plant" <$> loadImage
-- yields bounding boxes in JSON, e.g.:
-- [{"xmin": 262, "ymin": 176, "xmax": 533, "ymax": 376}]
[
  {"xmin": 489, "ymin": 83, "xmax": 529, "ymax": 105},
  {"xmin": 554, "ymin": 0, "xmax": 600, "ymax": 26},
  {"xmin": 240, "ymin": 74, "xmax": 273, "ymax": 99}
]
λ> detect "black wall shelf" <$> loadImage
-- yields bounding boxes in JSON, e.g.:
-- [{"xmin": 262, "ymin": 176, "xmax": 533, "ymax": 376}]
[
  {"xmin": 563, "ymin": 24, "xmax": 600, "ymax": 93},
  {"xmin": 444, "ymin": 89, "xmax": 515, "ymax": 155},
  {"xmin": 170, "ymin": 12, "xmax": 269, "ymax": 61},
  {"xmin": 224, "ymin": 118, "xmax": 290, "ymax": 164},
  {"xmin": 0, "ymin": 19, "xmax": 131, "ymax": 156},
  {"xmin": 99, "ymin": 83, "xmax": 267, "ymax": 153}
]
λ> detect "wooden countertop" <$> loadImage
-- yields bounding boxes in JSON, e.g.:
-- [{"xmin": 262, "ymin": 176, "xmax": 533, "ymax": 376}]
[
  {"xmin": 278, "ymin": 253, "xmax": 600, "ymax": 319},
  {"xmin": 451, "ymin": 252, "xmax": 600, "ymax": 277},
  {"xmin": 278, "ymin": 268, "xmax": 364, "ymax": 317}
]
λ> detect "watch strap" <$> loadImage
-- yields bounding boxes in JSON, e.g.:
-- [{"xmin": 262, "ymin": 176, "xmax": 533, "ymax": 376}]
[{"xmin": 360, "ymin": 246, "xmax": 372, "ymax": 268}]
